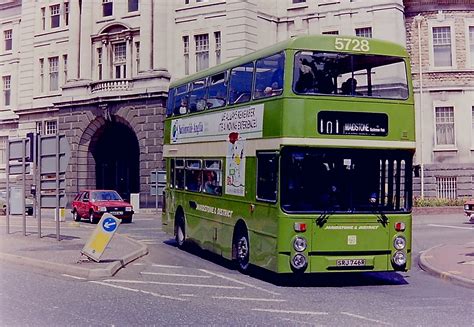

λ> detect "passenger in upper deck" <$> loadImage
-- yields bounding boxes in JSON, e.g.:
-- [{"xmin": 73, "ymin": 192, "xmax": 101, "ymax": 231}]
[
  {"xmin": 341, "ymin": 78, "xmax": 362, "ymax": 96},
  {"xmin": 295, "ymin": 58, "xmax": 315, "ymax": 93}
]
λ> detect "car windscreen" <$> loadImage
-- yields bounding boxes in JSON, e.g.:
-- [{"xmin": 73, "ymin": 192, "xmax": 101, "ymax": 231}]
[
  {"xmin": 293, "ymin": 51, "xmax": 409, "ymax": 100},
  {"xmin": 91, "ymin": 191, "xmax": 122, "ymax": 201},
  {"xmin": 280, "ymin": 147, "xmax": 413, "ymax": 213}
]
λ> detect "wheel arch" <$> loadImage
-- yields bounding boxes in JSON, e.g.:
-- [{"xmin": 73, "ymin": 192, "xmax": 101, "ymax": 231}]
[
  {"xmin": 174, "ymin": 205, "xmax": 185, "ymax": 235},
  {"xmin": 232, "ymin": 218, "xmax": 249, "ymax": 260}
]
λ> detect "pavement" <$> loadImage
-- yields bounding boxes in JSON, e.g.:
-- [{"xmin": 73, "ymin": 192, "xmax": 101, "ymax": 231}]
[
  {"xmin": 0, "ymin": 213, "xmax": 149, "ymax": 279},
  {"xmin": 0, "ymin": 211, "xmax": 472, "ymax": 289}
]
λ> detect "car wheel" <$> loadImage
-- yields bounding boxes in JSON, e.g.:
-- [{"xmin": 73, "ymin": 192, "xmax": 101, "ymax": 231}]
[
  {"xmin": 175, "ymin": 216, "xmax": 186, "ymax": 249},
  {"xmin": 89, "ymin": 212, "xmax": 97, "ymax": 224},
  {"xmin": 72, "ymin": 209, "xmax": 80, "ymax": 222},
  {"xmin": 234, "ymin": 228, "xmax": 250, "ymax": 273},
  {"xmin": 122, "ymin": 216, "xmax": 132, "ymax": 224}
]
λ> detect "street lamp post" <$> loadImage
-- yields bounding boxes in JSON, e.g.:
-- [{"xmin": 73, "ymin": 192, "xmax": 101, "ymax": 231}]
[{"xmin": 414, "ymin": 13, "xmax": 425, "ymax": 199}]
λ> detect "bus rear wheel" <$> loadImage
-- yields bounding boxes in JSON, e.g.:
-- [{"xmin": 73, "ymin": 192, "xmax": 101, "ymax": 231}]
[
  {"xmin": 175, "ymin": 217, "xmax": 186, "ymax": 249},
  {"xmin": 234, "ymin": 229, "xmax": 250, "ymax": 273}
]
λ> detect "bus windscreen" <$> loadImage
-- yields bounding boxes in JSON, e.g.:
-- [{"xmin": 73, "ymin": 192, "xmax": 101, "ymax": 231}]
[
  {"xmin": 293, "ymin": 51, "xmax": 408, "ymax": 100},
  {"xmin": 280, "ymin": 147, "xmax": 412, "ymax": 214}
]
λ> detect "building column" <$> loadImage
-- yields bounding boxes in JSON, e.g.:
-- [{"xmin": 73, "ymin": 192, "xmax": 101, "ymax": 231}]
[
  {"xmin": 102, "ymin": 40, "xmax": 110, "ymax": 79},
  {"xmin": 126, "ymin": 36, "xmax": 132, "ymax": 78},
  {"xmin": 79, "ymin": 0, "xmax": 92, "ymax": 80},
  {"xmin": 224, "ymin": 0, "xmax": 258, "ymax": 59},
  {"xmin": 139, "ymin": 0, "xmax": 152, "ymax": 72},
  {"xmin": 152, "ymin": 0, "xmax": 168, "ymax": 70},
  {"xmin": 68, "ymin": 0, "xmax": 81, "ymax": 80}
]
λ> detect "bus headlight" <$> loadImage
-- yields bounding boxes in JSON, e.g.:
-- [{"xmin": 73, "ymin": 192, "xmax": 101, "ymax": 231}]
[
  {"xmin": 393, "ymin": 236, "xmax": 406, "ymax": 250},
  {"xmin": 392, "ymin": 251, "xmax": 407, "ymax": 266},
  {"xmin": 291, "ymin": 254, "xmax": 307, "ymax": 270},
  {"xmin": 293, "ymin": 236, "xmax": 307, "ymax": 252}
]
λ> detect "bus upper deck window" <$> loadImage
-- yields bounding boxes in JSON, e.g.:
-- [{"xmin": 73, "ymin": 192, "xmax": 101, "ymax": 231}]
[
  {"xmin": 174, "ymin": 84, "xmax": 189, "ymax": 116},
  {"xmin": 189, "ymin": 78, "xmax": 208, "ymax": 113},
  {"xmin": 254, "ymin": 52, "xmax": 284, "ymax": 99},
  {"xmin": 166, "ymin": 88, "xmax": 175, "ymax": 117},
  {"xmin": 293, "ymin": 51, "xmax": 408, "ymax": 100},
  {"xmin": 207, "ymin": 72, "xmax": 227, "ymax": 109},
  {"xmin": 229, "ymin": 62, "xmax": 254, "ymax": 105}
]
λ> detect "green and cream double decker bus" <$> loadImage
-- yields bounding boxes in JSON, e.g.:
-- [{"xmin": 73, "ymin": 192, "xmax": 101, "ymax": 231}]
[{"xmin": 163, "ymin": 35, "xmax": 414, "ymax": 275}]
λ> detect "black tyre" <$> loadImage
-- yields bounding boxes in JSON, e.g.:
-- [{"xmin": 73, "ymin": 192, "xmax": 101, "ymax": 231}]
[
  {"xmin": 72, "ymin": 209, "xmax": 81, "ymax": 222},
  {"xmin": 234, "ymin": 228, "xmax": 250, "ymax": 273},
  {"xmin": 122, "ymin": 216, "xmax": 133, "ymax": 224},
  {"xmin": 175, "ymin": 216, "xmax": 186, "ymax": 249},
  {"xmin": 89, "ymin": 212, "xmax": 98, "ymax": 224}
]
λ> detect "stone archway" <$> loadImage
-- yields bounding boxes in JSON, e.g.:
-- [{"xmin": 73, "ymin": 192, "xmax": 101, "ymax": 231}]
[{"xmin": 76, "ymin": 116, "xmax": 139, "ymax": 202}]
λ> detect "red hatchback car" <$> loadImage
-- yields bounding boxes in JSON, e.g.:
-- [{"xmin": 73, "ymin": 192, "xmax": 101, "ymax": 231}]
[{"xmin": 71, "ymin": 190, "xmax": 134, "ymax": 224}]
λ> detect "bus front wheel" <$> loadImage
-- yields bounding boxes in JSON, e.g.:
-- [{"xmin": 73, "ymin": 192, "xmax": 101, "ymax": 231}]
[
  {"xmin": 175, "ymin": 217, "xmax": 186, "ymax": 249},
  {"xmin": 234, "ymin": 229, "xmax": 250, "ymax": 273}
]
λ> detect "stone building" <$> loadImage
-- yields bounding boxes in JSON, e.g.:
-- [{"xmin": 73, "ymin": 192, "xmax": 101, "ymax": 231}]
[
  {"xmin": 404, "ymin": 0, "xmax": 474, "ymax": 199},
  {"xmin": 1, "ymin": 0, "xmax": 470, "ymax": 209}
]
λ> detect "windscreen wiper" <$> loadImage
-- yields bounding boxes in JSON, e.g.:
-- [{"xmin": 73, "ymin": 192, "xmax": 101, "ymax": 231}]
[
  {"xmin": 315, "ymin": 212, "xmax": 330, "ymax": 227},
  {"xmin": 368, "ymin": 195, "xmax": 389, "ymax": 227}
]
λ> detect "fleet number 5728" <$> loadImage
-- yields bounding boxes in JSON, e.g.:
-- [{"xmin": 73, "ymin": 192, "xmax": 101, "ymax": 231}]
[{"xmin": 334, "ymin": 38, "xmax": 370, "ymax": 52}]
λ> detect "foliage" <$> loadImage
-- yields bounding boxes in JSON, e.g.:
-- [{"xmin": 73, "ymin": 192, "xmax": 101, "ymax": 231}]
[{"xmin": 413, "ymin": 197, "xmax": 467, "ymax": 207}]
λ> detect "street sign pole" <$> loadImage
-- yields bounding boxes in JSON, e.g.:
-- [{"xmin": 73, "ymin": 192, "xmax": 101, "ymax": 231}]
[
  {"xmin": 55, "ymin": 134, "xmax": 60, "ymax": 241},
  {"xmin": 22, "ymin": 138, "xmax": 26, "ymax": 236},
  {"xmin": 155, "ymin": 170, "xmax": 158, "ymax": 213},
  {"xmin": 36, "ymin": 133, "xmax": 41, "ymax": 238},
  {"xmin": 5, "ymin": 140, "xmax": 9, "ymax": 234}
]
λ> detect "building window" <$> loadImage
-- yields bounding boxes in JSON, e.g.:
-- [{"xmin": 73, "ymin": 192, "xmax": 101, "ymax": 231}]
[
  {"xmin": 63, "ymin": 55, "xmax": 68, "ymax": 83},
  {"xmin": 97, "ymin": 48, "xmax": 103, "ymax": 80},
  {"xmin": 50, "ymin": 4, "xmax": 60, "ymax": 28},
  {"xmin": 45, "ymin": 120, "xmax": 57, "ymax": 135},
  {"xmin": 135, "ymin": 42, "xmax": 140, "ymax": 74},
  {"xmin": 103, "ymin": 0, "xmax": 113, "ymax": 17},
  {"xmin": 49, "ymin": 57, "xmax": 59, "ymax": 91},
  {"xmin": 3, "ymin": 76, "xmax": 11, "ymax": 106},
  {"xmin": 4, "ymin": 30, "xmax": 12, "ymax": 51},
  {"xmin": 36, "ymin": 121, "xmax": 42, "ymax": 135},
  {"xmin": 469, "ymin": 26, "xmax": 474, "ymax": 67},
  {"xmin": 215, "ymin": 31, "xmax": 221, "ymax": 65},
  {"xmin": 183, "ymin": 36, "xmax": 189, "ymax": 75},
  {"xmin": 41, "ymin": 7, "xmax": 46, "ymax": 30},
  {"xmin": 436, "ymin": 176, "xmax": 457, "ymax": 199},
  {"xmin": 195, "ymin": 34, "xmax": 209, "ymax": 72},
  {"xmin": 39, "ymin": 59, "xmax": 44, "ymax": 93},
  {"xmin": 64, "ymin": 2, "xmax": 69, "ymax": 26},
  {"xmin": 128, "ymin": 0, "xmax": 139, "ymax": 12},
  {"xmin": 113, "ymin": 42, "xmax": 126, "ymax": 79},
  {"xmin": 355, "ymin": 27, "xmax": 372, "ymax": 38},
  {"xmin": 292, "ymin": 0, "xmax": 306, "ymax": 3},
  {"xmin": 432, "ymin": 26, "xmax": 452, "ymax": 67},
  {"xmin": 435, "ymin": 106, "xmax": 455, "ymax": 146}
]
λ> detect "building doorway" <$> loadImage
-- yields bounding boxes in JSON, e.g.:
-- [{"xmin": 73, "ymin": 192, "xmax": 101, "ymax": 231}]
[{"xmin": 91, "ymin": 121, "xmax": 139, "ymax": 201}]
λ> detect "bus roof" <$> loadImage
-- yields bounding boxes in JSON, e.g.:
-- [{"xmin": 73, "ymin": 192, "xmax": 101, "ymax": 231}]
[{"xmin": 169, "ymin": 34, "xmax": 409, "ymax": 88}]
